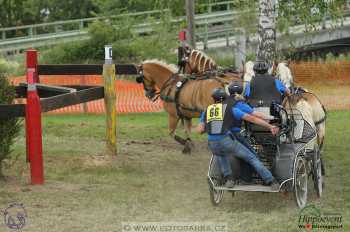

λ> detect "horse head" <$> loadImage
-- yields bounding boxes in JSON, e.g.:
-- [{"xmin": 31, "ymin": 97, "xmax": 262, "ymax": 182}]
[
  {"xmin": 276, "ymin": 61, "xmax": 293, "ymax": 89},
  {"xmin": 137, "ymin": 60, "xmax": 177, "ymax": 101}
]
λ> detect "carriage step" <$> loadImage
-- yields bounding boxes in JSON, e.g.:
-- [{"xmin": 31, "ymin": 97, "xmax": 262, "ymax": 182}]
[{"xmin": 215, "ymin": 184, "xmax": 280, "ymax": 193}]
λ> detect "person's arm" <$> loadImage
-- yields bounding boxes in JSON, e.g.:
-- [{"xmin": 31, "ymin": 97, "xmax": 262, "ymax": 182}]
[
  {"xmin": 242, "ymin": 114, "xmax": 279, "ymax": 135},
  {"xmin": 252, "ymin": 111, "xmax": 274, "ymax": 121},
  {"xmin": 233, "ymin": 106, "xmax": 279, "ymax": 135},
  {"xmin": 275, "ymin": 79, "xmax": 291, "ymax": 96},
  {"xmin": 237, "ymin": 101, "xmax": 273, "ymax": 121},
  {"xmin": 244, "ymin": 82, "xmax": 250, "ymax": 97},
  {"xmin": 196, "ymin": 122, "xmax": 205, "ymax": 134},
  {"xmin": 196, "ymin": 111, "xmax": 206, "ymax": 134}
]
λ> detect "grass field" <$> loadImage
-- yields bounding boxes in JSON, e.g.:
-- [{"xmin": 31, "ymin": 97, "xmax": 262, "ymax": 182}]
[{"xmin": 0, "ymin": 111, "xmax": 349, "ymax": 232}]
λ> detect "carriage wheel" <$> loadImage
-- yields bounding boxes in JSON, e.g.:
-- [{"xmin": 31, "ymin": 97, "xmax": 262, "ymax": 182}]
[
  {"xmin": 313, "ymin": 147, "xmax": 323, "ymax": 198},
  {"xmin": 207, "ymin": 178, "xmax": 224, "ymax": 206},
  {"xmin": 294, "ymin": 156, "xmax": 308, "ymax": 208}
]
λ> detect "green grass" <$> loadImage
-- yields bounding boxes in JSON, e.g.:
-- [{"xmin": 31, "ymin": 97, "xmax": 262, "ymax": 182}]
[{"xmin": 0, "ymin": 111, "xmax": 349, "ymax": 232}]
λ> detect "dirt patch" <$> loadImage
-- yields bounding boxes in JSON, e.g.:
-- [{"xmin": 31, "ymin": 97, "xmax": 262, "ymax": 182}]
[{"xmin": 83, "ymin": 155, "xmax": 114, "ymax": 167}]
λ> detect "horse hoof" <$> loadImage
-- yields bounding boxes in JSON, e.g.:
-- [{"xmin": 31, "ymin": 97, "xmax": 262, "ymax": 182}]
[
  {"xmin": 186, "ymin": 138, "xmax": 195, "ymax": 148},
  {"xmin": 182, "ymin": 146, "xmax": 191, "ymax": 154}
]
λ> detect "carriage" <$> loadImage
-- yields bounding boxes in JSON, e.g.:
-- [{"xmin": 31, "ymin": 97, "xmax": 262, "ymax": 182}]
[{"xmin": 207, "ymin": 102, "xmax": 324, "ymax": 208}]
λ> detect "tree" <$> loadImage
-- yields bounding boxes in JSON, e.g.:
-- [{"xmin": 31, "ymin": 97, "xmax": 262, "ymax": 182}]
[
  {"xmin": 256, "ymin": 0, "xmax": 277, "ymax": 63},
  {"xmin": 257, "ymin": 0, "xmax": 348, "ymax": 62},
  {"xmin": 277, "ymin": 0, "xmax": 347, "ymax": 32},
  {"xmin": 0, "ymin": 73, "xmax": 21, "ymax": 178}
]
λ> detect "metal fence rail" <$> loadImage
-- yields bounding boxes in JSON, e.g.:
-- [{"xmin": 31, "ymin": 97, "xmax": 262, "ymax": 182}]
[{"xmin": 1, "ymin": 0, "xmax": 350, "ymax": 53}]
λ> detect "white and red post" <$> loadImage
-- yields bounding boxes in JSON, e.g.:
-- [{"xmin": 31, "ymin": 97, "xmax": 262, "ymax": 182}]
[{"xmin": 25, "ymin": 50, "xmax": 44, "ymax": 185}]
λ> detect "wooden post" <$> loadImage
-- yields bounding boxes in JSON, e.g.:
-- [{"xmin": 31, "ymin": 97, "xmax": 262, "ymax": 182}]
[
  {"xmin": 26, "ymin": 70, "xmax": 44, "ymax": 185},
  {"xmin": 103, "ymin": 45, "xmax": 117, "ymax": 156},
  {"xmin": 25, "ymin": 50, "xmax": 44, "ymax": 184},
  {"xmin": 186, "ymin": 0, "xmax": 196, "ymax": 49}
]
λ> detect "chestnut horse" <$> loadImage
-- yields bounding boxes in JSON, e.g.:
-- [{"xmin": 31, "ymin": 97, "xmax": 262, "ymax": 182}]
[
  {"xmin": 183, "ymin": 49, "xmax": 217, "ymax": 74},
  {"xmin": 181, "ymin": 48, "xmax": 243, "ymax": 93},
  {"xmin": 138, "ymin": 60, "xmax": 231, "ymax": 153}
]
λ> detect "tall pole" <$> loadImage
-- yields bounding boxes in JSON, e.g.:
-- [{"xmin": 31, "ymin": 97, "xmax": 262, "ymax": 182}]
[
  {"xmin": 256, "ymin": 0, "xmax": 277, "ymax": 64},
  {"xmin": 235, "ymin": 28, "xmax": 246, "ymax": 72},
  {"xmin": 103, "ymin": 45, "xmax": 117, "ymax": 156},
  {"xmin": 186, "ymin": 0, "xmax": 196, "ymax": 49},
  {"xmin": 26, "ymin": 50, "xmax": 44, "ymax": 185}
]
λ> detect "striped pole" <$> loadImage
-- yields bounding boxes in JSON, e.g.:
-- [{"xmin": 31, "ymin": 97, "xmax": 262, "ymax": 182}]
[
  {"xmin": 25, "ymin": 68, "xmax": 44, "ymax": 185},
  {"xmin": 103, "ymin": 45, "xmax": 117, "ymax": 156}
]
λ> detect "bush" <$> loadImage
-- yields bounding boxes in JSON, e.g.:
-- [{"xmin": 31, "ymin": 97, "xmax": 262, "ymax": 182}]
[
  {"xmin": 0, "ymin": 73, "xmax": 21, "ymax": 178},
  {"xmin": 0, "ymin": 58, "xmax": 20, "ymax": 76},
  {"xmin": 42, "ymin": 11, "xmax": 179, "ymax": 65}
]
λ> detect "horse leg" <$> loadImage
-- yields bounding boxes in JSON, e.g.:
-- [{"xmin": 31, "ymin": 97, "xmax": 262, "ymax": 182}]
[
  {"xmin": 182, "ymin": 118, "xmax": 194, "ymax": 154},
  {"xmin": 169, "ymin": 115, "xmax": 187, "ymax": 146},
  {"xmin": 316, "ymin": 123, "xmax": 326, "ymax": 176}
]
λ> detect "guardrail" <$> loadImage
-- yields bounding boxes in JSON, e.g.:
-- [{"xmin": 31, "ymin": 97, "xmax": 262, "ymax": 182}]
[
  {"xmin": 0, "ymin": 9, "xmax": 169, "ymax": 40},
  {"xmin": 1, "ymin": 1, "xmax": 350, "ymax": 53},
  {"xmin": 0, "ymin": 1, "xmax": 236, "ymax": 42}
]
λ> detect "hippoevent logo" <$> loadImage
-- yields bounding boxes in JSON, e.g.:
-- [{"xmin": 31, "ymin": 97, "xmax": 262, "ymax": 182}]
[
  {"xmin": 298, "ymin": 205, "xmax": 342, "ymax": 231},
  {"xmin": 2, "ymin": 202, "xmax": 27, "ymax": 230}
]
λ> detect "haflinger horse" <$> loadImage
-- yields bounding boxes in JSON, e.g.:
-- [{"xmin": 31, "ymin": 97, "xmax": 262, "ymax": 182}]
[
  {"xmin": 245, "ymin": 60, "xmax": 326, "ymax": 163},
  {"xmin": 275, "ymin": 61, "xmax": 294, "ymax": 89},
  {"xmin": 136, "ymin": 59, "xmax": 231, "ymax": 153},
  {"xmin": 182, "ymin": 49, "xmax": 217, "ymax": 75},
  {"xmin": 276, "ymin": 62, "xmax": 326, "ymax": 153},
  {"xmin": 180, "ymin": 48, "xmax": 243, "ymax": 92}
]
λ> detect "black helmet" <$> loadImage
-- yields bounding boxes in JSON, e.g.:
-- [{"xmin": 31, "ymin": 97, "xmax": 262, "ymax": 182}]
[
  {"xmin": 211, "ymin": 88, "xmax": 227, "ymax": 102},
  {"xmin": 228, "ymin": 81, "xmax": 243, "ymax": 95},
  {"xmin": 253, "ymin": 61, "xmax": 269, "ymax": 74}
]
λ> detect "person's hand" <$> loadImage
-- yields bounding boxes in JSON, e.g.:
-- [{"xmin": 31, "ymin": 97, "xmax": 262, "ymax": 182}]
[
  {"xmin": 196, "ymin": 123, "xmax": 205, "ymax": 134},
  {"xmin": 270, "ymin": 126, "xmax": 279, "ymax": 135}
]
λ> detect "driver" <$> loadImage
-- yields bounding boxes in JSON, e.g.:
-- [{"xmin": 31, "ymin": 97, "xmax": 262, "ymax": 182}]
[
  {"xmin": 197, "ymin": 87, "xmax": 280, "ymax": 190},
  {"xmin": 245, "ymin": 61, "xmax": 290, "ymax": 108}
]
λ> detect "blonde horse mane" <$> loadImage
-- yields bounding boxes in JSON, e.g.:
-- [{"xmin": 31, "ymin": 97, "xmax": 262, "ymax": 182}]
[
  {"xmin": 189, "ymin": 50, "xmax": 217, "ymax": 73},
  {"xmin": 276, "ymin": 62, "xmax": 293, "ymax": 89},
  {"xmin": 143, "ymin": 59, "xmax": 177, "ymax": 73},
  {"xmin": 243, "ymin": 61, "xmax": 255, "ymax": 83}
]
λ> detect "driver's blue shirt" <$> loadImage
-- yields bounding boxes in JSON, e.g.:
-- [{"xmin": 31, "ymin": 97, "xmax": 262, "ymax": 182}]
[
  {"xmin": 244, "ymin": 79, "xmax": 286, "ymax": 97},
  {"xmin": 200, "ymin": 101, "xmax": 254, "ymax": 141}
]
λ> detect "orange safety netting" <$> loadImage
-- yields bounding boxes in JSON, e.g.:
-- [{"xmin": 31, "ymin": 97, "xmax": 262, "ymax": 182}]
[
  {"xmin": 10, "ymin": 61, "xmax": 350, "ymax": 114},
  {"xmin": 10, "ymin": 75, "xmax": 164, "ymax": 114},
  {"xmin": 290, "ymin": 61, "xmax": 350, "ymax": 84}
]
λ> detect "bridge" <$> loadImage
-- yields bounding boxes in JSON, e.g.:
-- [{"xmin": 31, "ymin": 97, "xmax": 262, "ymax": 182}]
[{"xmin": 1, "ymin": 1, "xmax": 350, "ymax": 55}]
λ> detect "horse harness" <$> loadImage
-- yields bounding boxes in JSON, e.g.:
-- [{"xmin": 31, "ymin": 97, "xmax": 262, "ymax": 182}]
[
  {"xmin": 293, "ymin": 87, "xmax": 327, "ymax": 126},
  {"xmin": 137, "ymin": 67, "xmax": 228, "ymax": 120}
]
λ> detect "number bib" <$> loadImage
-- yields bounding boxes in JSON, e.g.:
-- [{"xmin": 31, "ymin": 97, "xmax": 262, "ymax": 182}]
[{"xmin": 206, "ymin": 104, "xmax": 223, "ymax": 122}]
